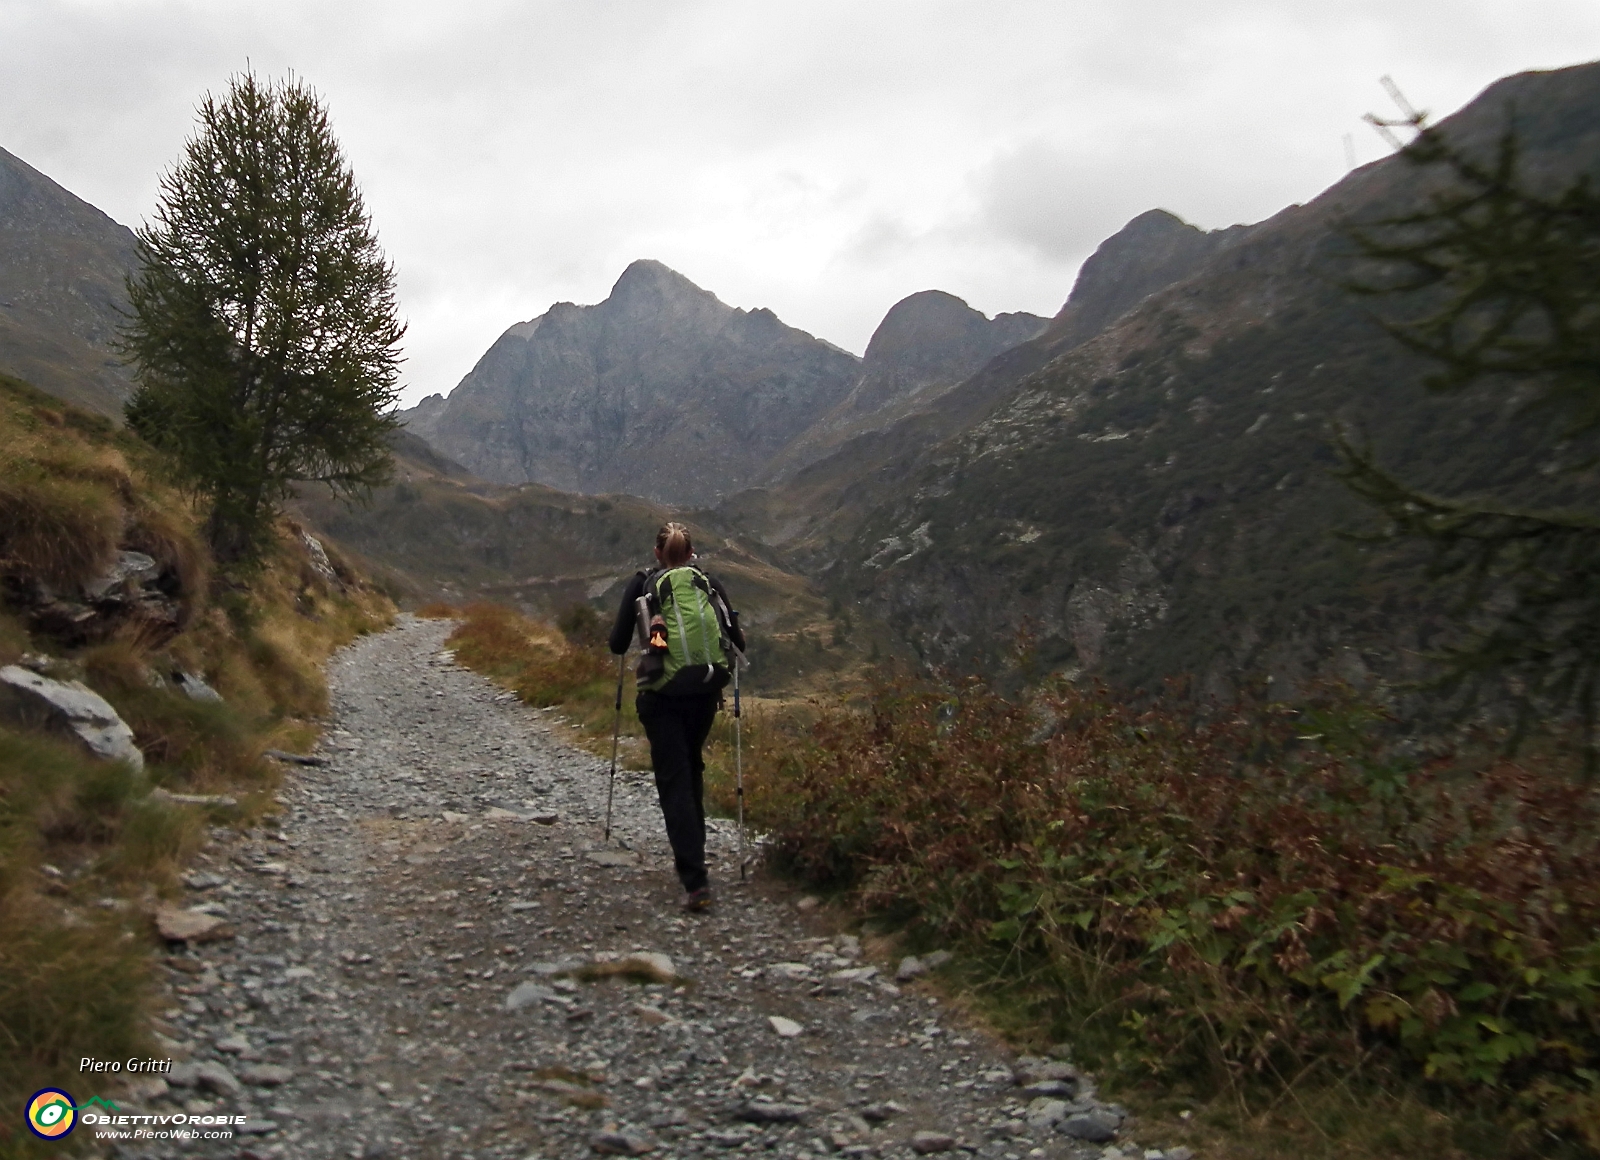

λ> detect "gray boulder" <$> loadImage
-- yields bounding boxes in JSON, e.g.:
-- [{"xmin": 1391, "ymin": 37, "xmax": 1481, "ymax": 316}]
[
  {"xmin": 896, "ymin": 949, "xmax": 952, "ymax": 981},
  {"xmin": 504, "ymin": 981, "xmax": 558, "ymax": 1011},
  {"xmin": 589, "ymin": 1129, "xmax": 656, "ymax": 1155},
  {"xmin": 175, "ymin": 671, "xmax": 222, "ymax": 703},
  {"xmin": 1021, "ymin": 1078, "xmax": 1077, "ymax": 1098},
  {"xmin": 1014, "ymin": 1057, "xmax": 1080, "ymax": 1086},
  {"xmin": 82, "ymin": 550, "xmax": 158, "ymax": 600},
  {"xmin": 1060, "ymin": 1110, "xmax": 1121, "ymax": 1142},
  {"xmin": 895, "ymin": 955, "xmax": 926, "ymax": 981},
  {"xmin": 734, "ymin": 1101, "xmax": 809, "ymax": 1123},
  {"xmin": 191, "ymin": 1060, "xmax": 242, "ymax": 1098},
  {"xmin": 0, "ymin": 664, "xmax": 143, "ymax": 770},
  {"xmin": 238, "ymin": 1063, "xmax": 293, "ymax": 1087},
  {"xmin": 1024, "ymin": 1098, "xmax": 1070, "ymax": 1129}
]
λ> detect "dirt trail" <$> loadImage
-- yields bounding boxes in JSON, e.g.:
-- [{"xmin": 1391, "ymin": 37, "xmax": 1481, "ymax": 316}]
[{"xmin": 120, "ymin": 615, "xmax": 1175, "ymax": 1160}]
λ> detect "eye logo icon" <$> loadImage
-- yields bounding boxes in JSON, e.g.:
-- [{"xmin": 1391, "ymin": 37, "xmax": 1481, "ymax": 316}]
[{"xmin": 27, "ymin": 1088, "xmax": 77, "ymax": 1139}]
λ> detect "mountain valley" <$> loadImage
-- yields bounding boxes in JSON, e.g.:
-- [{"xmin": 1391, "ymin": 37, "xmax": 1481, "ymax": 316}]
[{"xmin": 4, "ymin": 60, "xmax": 1599, "ymax": 709}]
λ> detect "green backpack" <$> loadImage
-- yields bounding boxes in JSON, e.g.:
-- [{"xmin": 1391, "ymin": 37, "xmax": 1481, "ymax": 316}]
[{"xmin": 637, "ymin": 565, "xmax": 733, "ymax": 695}]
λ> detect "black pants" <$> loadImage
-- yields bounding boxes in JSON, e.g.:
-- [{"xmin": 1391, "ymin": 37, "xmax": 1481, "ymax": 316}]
[{"xmin": 636, "ymin": 690, "xmax": 718, "ymax": 894}]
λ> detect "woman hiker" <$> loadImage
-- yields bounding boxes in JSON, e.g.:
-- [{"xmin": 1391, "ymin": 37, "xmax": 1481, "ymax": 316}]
[{"xmin": 609, "ymin": 522, "xmax": 745, "ymax": 912}]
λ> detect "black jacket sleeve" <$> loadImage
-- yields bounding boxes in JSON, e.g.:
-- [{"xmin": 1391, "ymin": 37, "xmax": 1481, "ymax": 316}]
[{"xmin": 609, "ymin": 572, "xmax": 647, "ymax": 655}]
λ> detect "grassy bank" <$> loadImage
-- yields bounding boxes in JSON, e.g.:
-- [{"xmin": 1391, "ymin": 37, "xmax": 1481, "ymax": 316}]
[{"xmin": 0, "ymin": 373, "xmax": 392, "ymax": 1154}]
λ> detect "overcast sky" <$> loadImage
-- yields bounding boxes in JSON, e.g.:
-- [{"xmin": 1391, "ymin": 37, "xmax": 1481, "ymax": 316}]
[{"xmin": 3, "ymin": 2, "xmax": 1597, "ymax": 408}]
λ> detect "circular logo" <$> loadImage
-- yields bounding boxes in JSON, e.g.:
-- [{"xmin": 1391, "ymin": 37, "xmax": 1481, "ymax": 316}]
[{"xmin": 27, "ymin": 1088, "xmax": 76, "ymax": 1139}]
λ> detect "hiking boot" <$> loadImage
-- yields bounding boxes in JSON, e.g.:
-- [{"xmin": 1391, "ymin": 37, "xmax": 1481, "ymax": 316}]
[{"xmin": 683, "ymin": 887, "xmax": 713, "ymax": 912}]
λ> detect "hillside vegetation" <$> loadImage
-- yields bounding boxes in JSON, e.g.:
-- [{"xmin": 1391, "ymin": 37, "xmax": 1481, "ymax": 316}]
[{"xmin": 0, "ymin": 372, "xmax": 391, "ymax": 1143}]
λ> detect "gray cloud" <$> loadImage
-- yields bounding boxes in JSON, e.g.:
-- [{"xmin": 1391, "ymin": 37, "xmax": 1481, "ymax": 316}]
[{"xmin": 1, "ymin": 0, "xmax": 1596, "ymax": 404}]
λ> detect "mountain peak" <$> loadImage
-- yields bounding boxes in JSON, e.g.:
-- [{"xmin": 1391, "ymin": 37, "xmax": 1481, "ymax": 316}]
[
  {"xmin": 404, "ymin": 260, "xmax": 862, "ymax": 504},
  {"xmin": 1116, "ymin": 207, "xmax": 1201, "ymax": 240},
  {"xmin": 864, "ymin": 291, "xmax": 989, "ymax": 370},
  {"xmin": 608, "ymin": 259, "xmax": 723, "ymax": 313},
  {"xmin": 828, "ymin": 290, "xmax": 1046, "ymax": 421},
  {"xmin": 1044, "ymin": 208, "xmax": 1246, "ymax": 349}
]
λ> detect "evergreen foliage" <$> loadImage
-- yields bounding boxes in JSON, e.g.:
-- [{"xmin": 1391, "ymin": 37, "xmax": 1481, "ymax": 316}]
[
  {"xmin": 1339, "ymin": 123, "xmax": 1600, "ymax": 759},
  {"xmin": 121, "ymin": 72, "xmax": 404, "ymax": 564}
]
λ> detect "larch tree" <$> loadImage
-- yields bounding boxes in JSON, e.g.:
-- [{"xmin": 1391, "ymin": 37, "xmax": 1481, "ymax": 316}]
[
  {"xmin": 1338, "ymin": 121, "xmax": 1600, "ymax": 763},
  {"xmin": 122, "ymin": 72, "xmax": 404, "ymax": 565}
]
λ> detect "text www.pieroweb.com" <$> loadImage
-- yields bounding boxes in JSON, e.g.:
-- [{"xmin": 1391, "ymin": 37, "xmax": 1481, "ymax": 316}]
[{"xmin": 84, "ymin": 1112, "xmax": 242, "ymax": 1141}]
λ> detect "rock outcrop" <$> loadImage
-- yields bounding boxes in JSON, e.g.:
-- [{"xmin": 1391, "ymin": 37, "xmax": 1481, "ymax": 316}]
[
  {"xmin": 0, "ymin": 664, "xmax": 145, "ymax": 769},
  {"xmin": 400, "ymin": 392, "xmax": 447, "ymax": 443},
  {"xmin": 403, "ymin": 260, "xmax": 863, "ymax": 505},
  {"xmin": 7, "ymin": 548, "xmax": 185, "ymax": 645}
]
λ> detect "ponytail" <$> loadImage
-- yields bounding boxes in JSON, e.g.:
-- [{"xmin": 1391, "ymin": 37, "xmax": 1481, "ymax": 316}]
[{"xmin": 655, "ymin": 521, "xmax": 693, "ymax": 566}]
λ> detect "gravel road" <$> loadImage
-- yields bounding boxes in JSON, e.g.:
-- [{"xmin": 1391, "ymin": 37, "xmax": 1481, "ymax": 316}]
[{"xmin": 114, "ymin": 616, "xmax": 1186, "ymax": 1160}]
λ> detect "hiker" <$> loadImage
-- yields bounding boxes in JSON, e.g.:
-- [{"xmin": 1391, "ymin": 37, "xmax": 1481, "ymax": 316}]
[{"xmin": 609, "ymin": 521, "xmax": 745, "ymax": 911}]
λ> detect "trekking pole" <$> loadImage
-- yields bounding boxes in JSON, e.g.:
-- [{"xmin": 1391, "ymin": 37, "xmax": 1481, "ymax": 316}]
[
  {"xmin": 604, "ymin": 651, "xmax": 625, "ymax": 843},
  {"xmin": 734, "ymin": 653, "xmax": 746, "ymax": 881}
]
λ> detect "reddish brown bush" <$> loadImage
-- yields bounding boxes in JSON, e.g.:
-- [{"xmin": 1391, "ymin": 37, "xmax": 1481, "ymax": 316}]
[{"xmin": 756, "ymin": 677, "xmax": 1600, "ymax": 1146}]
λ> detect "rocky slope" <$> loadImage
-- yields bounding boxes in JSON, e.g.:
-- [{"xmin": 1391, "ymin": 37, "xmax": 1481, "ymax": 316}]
[
  {"xmin": 803, "ymin": 61, "xmax": 1600, "ymax": 698},
  {"xmin": 403, "ymin": 260, "xmax": 863, "ymax": 506},
  {"xmin": 717, "ymin": 202, "xmax": 1255, "ymax": 561},
  {"xmin": 758, "ymin": 292, "xmax": 1046, "ymax": 480},
  {"xmin": 0, "ymin": 145, "xmax": 138, "ymax": 417}
]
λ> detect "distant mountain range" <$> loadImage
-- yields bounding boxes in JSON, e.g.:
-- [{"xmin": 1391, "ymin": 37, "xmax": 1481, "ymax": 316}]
[
  {"xmin": 6, "ymin": 59, "xmax": 1598, "ymax": 706},
  {"xmin": 400, "ymin": 261, "xmax": 1048, "ymax": 505}
]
